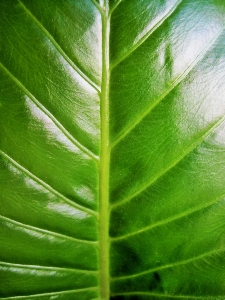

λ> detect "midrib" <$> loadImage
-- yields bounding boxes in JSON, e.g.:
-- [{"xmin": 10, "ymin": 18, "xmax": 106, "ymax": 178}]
[{"xmin": 99, "ymin": 1, "xmax": 110, "ymax": 299}]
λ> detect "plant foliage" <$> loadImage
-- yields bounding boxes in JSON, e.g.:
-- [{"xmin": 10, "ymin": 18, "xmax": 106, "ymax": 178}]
[{"xmin": 1, "ymin": 0, "xmax": 225, "ymax": 299}]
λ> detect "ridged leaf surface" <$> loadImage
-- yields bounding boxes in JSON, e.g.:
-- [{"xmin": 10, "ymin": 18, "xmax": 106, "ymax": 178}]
[{"xmin": 1, "ymin": 0, "xmax": 225, "ymax": 299}]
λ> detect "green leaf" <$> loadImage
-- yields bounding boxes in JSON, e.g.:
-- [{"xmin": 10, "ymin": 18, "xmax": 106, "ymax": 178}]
[{"xmin": 1, "ymin": 0, "xmax": 225, "ymax": 299}]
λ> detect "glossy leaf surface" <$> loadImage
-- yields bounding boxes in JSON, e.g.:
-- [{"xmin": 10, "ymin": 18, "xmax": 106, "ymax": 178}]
[{"xmin": 1, "ymin": 0, "xmax": 225, "ymax": 299}]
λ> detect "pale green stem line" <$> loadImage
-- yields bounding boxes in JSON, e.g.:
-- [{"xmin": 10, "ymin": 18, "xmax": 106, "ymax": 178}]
[
  {"xmin": 111, "ymin": 292, "xmax": 224, "ymax": 299},
  {"xmin": 109, "ymin": 0, "xmax": 124, "ymax": 15},
  {"xmin": 0, "ymin": 261, "xmax": 98, "ymax": 274},
  {"xmin": 99, "ymin": 1, "xmax": 110, "ymax": 299},
  {"xmin": 0, "ymin": 287, "xmax": 98, "ymax": 299},
  {"xmin": 91, "ymin": 0, "xmax": 104, "ymax": 14}
]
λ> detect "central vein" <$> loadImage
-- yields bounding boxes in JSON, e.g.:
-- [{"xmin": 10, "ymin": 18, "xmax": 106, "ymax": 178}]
[{"xmin": 99, "ymin": 1, "xmax": 110, "ymax": 299}]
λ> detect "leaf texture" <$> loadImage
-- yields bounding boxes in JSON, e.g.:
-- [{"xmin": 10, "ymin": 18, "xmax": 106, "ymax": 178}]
[{"xmin": 1, "ymin": 0, "xmax": 225, "ymax": 299}]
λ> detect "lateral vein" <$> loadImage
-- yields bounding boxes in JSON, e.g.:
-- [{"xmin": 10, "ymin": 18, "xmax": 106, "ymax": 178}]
[
  {"xmin": 0, "ymin": 62, "xmax": 99, "ymax": 162},
  {"xmin": 0, "ymin": 150, "xmax": 98, "ymax": 218},
  {"xmin": 111, "ymin": 192, "xmax": 225, "ymax": 242},
  {"xmin": 111, "ymin": 116, "xmax": 225, "ymax": 210},
  {"xmin": 109, "ymin": 0, "xmax": 124, "ymax": 15},
  {"xmin": 0, "ymin": 287, "xmax": 98, "ymax": 299},
  {"xmin": 0, "ymin": 214, "xmax": 98, "ymax": 245},
  {"xmin": 18, "ymin": 0, "xmax": 101, "ymax": 93},
  {"xmin": 0, "ymin": 261, "xmax": 98, "ymax": 274},
  {"xmin": 91, "ymin": 0, "xmax": 104, "ymax": 14},
  {"xmin": 111, "ymin": 247, "xmax": 225, "ymax": 281},
  {"xmin": 111, "ymin": 27, "xmax": 225, "ymax": 148},
  {"xmin": 111, "ymin": 292, "xmax": 224, "ymax": 299},
  {"xmin": 110, "ymin": 0, "xmax": 183, "ymax": 70}
]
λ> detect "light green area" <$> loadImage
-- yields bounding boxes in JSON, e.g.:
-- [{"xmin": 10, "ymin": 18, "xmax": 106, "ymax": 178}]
[
  {"xmin": 1, "ymin": 0, "xmax": 225, "ymax": 299},
  {"xmin": 99, "ymin": 1, "xmax": 110, "ymax": 299}
]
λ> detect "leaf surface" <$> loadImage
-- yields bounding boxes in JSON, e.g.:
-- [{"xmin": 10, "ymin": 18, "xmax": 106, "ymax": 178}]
[{"xmin": 1, "ymin": 0, "xmax": 225, "ymax": 299}]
